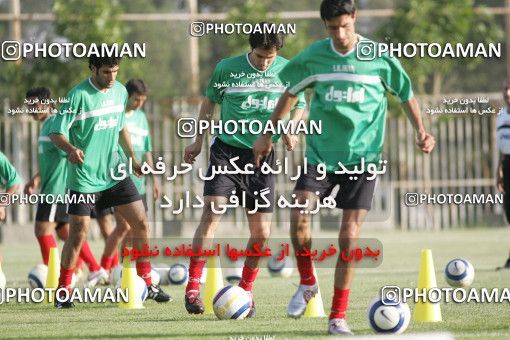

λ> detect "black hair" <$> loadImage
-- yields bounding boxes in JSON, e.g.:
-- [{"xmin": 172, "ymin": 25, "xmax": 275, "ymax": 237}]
[
  {"xmin": 248, "ymin": 22, "xmax": 284, "ymax": 50},
  {"xmin": 88, "ymin": 55, "xmax": 121, "ymax": 70},
  {"xmin": 320, "ymin": 0, "xmax": 356, "ymax": 21},
  {"xmin": 26, "ymin": 87, "xmax": 51, "ymax": 101},
  {"xmin": 125, "ymin": 79, "xmax": 148, "ymax": 97}
]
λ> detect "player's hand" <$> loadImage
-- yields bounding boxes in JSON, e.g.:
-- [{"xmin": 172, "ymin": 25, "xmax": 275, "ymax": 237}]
[
  {"xmin": 253, "ymin": 134, "xmax": 273, "ymax": 168},
  {"xmin": 0, "ymin": 206, "xmax": 6, "ymax": 222},
  {"xmin": 152, "ymin": 181, "xmax": 161, "ymax": 200},
  {"xmin": 67, "ymin": 148, "xmax": 85, "ymax": 164},
  {"xmin": 132, "ymin": 161, "xmax": 143, "ymax": 177},
  {"xmin": 497, "ymin": 168, "xmax": 504, "ymax": 193},
  {"xmin": 416, "ymin": 131, "xmax": 435, "ymax": 154},
  {"xmin": 24, "ymin": 181, "xmax": 36, "ymax": 195},
  {"xmin": 283, "ymin": 134, "xmax": 299, "ymax": 151},
  {"xmin": 184, "ymin": 141, "xmax": 202, "ymax": 164}
]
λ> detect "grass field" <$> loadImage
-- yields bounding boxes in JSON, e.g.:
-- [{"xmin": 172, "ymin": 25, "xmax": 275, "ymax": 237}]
[{"xmin": 0, "ymin": 227, "xmax": 509, "ymax": 339}]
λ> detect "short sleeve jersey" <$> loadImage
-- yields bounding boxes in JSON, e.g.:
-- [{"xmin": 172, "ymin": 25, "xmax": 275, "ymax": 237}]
[
  {"xmin": 205, "ymin": 54, "xmax": 307, "ymax": 149},
  {"xmin": 50, "ymin": 78, "xmax": 128, "ymax": 193},
  {"xmin": 279, "ymin": 37, "xmax": 414, "ymax": 172},
  {"xmin": 38, "ymin": 115, "xmax": 68, "ymax": 195},
  {"xmin": 0, "ymin": 151, "xmax": 21, "ymax": 190},
  {"xmin": 124, "ymin": 109, "xmax": 152, "ymax": 195},
  {"xmin": 496, "ymin": 108, "xmax": 510, "ymax": 154}
]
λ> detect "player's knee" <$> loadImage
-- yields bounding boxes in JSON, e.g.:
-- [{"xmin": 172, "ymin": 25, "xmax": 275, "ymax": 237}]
[
  {"xmin": 70, "ymin": 220, "xmax": 88, "ymax": 239},
  {"xmin": 251, "ymin": 227, "xmax": 271, "ymax": 242},
  {"xmin": 117, "ymin": 221, "xmax": 131, "ymax": 234},
  {"xmin": 200, "ymin": 205, "xmax": 220, "ymax": 226},
  {"xmin": 135, "ymin": 219, "xmax": 149, "ymax": 235}
]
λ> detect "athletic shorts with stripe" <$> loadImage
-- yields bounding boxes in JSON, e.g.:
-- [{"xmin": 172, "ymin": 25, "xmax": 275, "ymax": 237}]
[
  {"xmin": 203, "ymin": 138, "xmax": 275, "ymax": 213},
  {"xmin": 67, "ymin": 177, "xmax": 142, "ymax": 216}
]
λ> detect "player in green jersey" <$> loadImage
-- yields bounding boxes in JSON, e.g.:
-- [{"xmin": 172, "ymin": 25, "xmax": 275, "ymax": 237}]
[
  {"xmin": 0, "ymin": 151, "xmax": 21, "ymax": 221},
  {"xmin": 49, "ymin": 55, "xmax": 170, "ymax": 308},
  {"xmin": 99, "ymin": 79, "xmax": 160, "ymax": 275},
  {"xmin": 0, "ymin": 151, "xmax": 21, "ymax": 271},
  {"xmin": 183, "ymin": 25, "xmax": 306, "ymax": 315},
  {"xmin": 253, "ymin": 1, "xmax": 435, "ymax": 334},
  {"xmin": 24, "ymin": 87, "xmax": 105, "ymax": 285}
]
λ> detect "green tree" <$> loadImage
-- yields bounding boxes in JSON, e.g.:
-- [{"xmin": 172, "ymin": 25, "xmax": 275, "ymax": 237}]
[
  {"xmin": 225, "ymin": 0, "xmax": 312, "ymax": 60},
  {"xmin": 0, "ymin": 0, "xmax": 127, "ymax": 104},
  {"xmin": 378, "ymin": 0, "xmax": 503, "ymax": 96}
]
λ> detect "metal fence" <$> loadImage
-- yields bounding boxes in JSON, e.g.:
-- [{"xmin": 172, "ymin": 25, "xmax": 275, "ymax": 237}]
[{"xmin": 0, "ymin": 93, "xmax": 506, "ymax": 237}]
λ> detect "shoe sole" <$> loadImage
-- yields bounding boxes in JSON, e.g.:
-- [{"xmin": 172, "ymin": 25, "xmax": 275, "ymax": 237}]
[
  {"xmin": 287, "ymin": 311, "xmax": 305, "ymax": 319},
  {"xmin": 328, "ymin": 331, "xmax": 353, "ymax": 335}
]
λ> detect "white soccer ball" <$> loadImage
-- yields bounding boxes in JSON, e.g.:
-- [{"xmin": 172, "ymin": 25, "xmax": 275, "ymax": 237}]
[
  {"xmin": 168, "ymin": 263, "xmax": 188, "ymax": 285},
  {"xmin": 444, "ymin": 258, "xmax": 475, "ymax": 287},
  {"xmin": 28, "ymin": 264, "xmax": 48, "ymax": 289},
  {"xmin": 213, "ymin": 285, "xmax": 252, "ymax": 320},
  {"xmin": 116, "ymin": 275, "xmax": 148, "ymax": 302},
  {"xmin": 0, "ymin": 271, "xmax": 6, "ymax": 289},
  {"xmin": 368, "ymin": 297, "xmax": 411, "ymax": 334},
  {"xmin": 267, "ymin": 255, "xmax": 294, "ymax": 278},
  {"xmin": 223, "ymin": 259, "xmax": 244, "ymax": 284},
  {"xmin": 153, "ymin": 263, "xmax": 171, "ymax": 285}
]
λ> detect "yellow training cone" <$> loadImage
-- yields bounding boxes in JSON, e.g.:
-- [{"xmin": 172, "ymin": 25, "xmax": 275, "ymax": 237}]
[
  {"xmin": 46, "ymin": 247, "xmax": 59, "ymax": 303},
  {"xmin": 414, "ymin": 249, "xmax": 442, "ymax": 322},
  {"xmin": 119, "ymin": 255, "xmax": 144, "ymax": 309},
  {"xmin": 304, "ymin": 267, "xmax": 326, "ymax": 317},
  {"xmin": 203, "ymin": 256, "xmax": 224, "ymax": 314}
]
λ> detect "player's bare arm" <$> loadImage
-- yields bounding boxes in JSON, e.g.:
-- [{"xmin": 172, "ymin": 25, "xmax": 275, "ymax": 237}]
[
  {"xmin": 283, "ymin": 106, "xmax": 306, "ymax": 152},
  {"xmin": 24, "ymin": 172, "xmax": 40, "ymax": 194},
  {"xmin": 48, "ymin": 133, "xmax": 85, "ymax": 164},
  {"xmin": 253, "ymin": 90, "xmax": 299, "ymax": 166},
  {"xmin": 497, "ymin": 151, "xmax": 504, "ymax": 192},
  {"xmin": 184, "ymin": 97, "xmax": 216, "ymax": 164},
  {"xmin": 118, "ymin": 127, "xmax": 141, "ymax": 176},
  {"xmin": 402, "ymin": 97, "xmax": 436, "ymax": 154}
]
